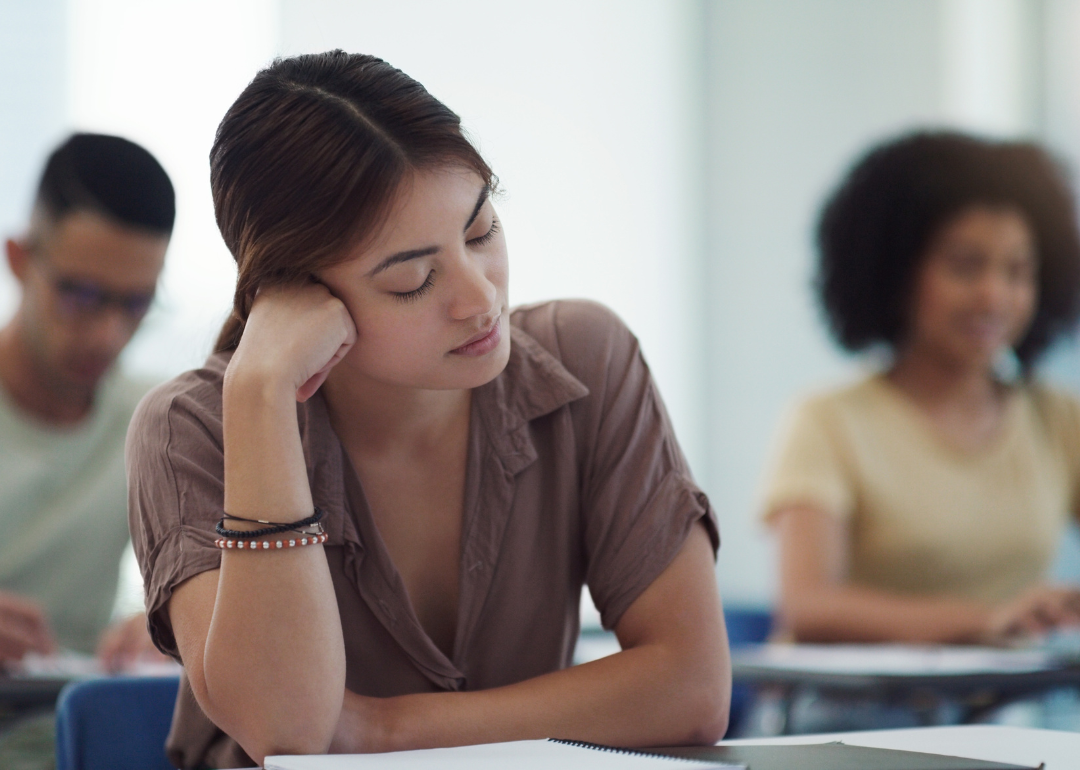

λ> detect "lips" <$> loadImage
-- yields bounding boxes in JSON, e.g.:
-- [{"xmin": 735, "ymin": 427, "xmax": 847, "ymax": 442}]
[
  {"xmin": 959, "ymin": 316, "xmax": 1010, "ymax": 346},
  {"xmin": 451, "ymin": 317, "xmax": 502, "ymax": 356},
  {"xmin": 67, "ymin": 356, "xmax": 114, "ymax": 384}
]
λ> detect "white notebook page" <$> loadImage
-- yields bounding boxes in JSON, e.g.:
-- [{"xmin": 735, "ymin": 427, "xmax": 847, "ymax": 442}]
[{"xmin": 265, "ymin": 739, "xmax": 741, "ymax": 769}]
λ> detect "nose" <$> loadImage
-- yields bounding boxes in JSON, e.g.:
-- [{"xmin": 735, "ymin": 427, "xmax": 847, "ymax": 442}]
[
  {"xmin": 83, "ymin": 307, "xmax": 138, "ymax": 357},
  {"xmin": 447, "ymin": 250, "xmax": 497, "ymax": 321},
  {"xmin": 976, "ymin": 267, "xmax": 1013, "ymax": 311}
]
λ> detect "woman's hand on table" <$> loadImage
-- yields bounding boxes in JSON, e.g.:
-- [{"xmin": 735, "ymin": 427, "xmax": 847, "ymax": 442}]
[
  {"xmin": 983, "ymin": 584, "xmax": 1080, "ymax": 644},
  {"xmin": 227, "ymin": 281, "xmax": 357, "ymax": 403}
]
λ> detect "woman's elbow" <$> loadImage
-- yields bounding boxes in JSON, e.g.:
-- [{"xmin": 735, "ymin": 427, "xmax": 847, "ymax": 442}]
[
  {"xmin": 670, "ymin": 663, "xmax": 730, "ymax": 745},
  {"xmin": 683, "ymin": 698, "xmax": 729, "ymax": 745},
  {"xmin": 241, "ymin": 725, "xmax": 336, "ymax": 768},
  {"xmin": 201, "ymin": 681, "xmax": 342, "ymax": 766}
]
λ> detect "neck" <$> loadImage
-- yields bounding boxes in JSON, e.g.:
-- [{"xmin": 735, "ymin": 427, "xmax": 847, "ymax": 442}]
[
  {"xmin": 0, "ymin": 314, "xmax": 94, "ymax": 425},
  {"xmin": 887, "ymin": 342, "xmax": 1000, "ymax": 409},
  {"xmin": 320, "ymin": 367, "xmax": 471, "ymax": 458}
]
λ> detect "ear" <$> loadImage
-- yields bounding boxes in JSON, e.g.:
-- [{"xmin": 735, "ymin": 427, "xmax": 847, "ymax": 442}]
[{"xmin": 5, "ymin": 238, "xmax": 30, "ymax": 283}]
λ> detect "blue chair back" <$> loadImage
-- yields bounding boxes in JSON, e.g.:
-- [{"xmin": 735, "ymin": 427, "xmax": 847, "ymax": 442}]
[
  {"xmin": 723, "ymin": 606, "xmax": 772, "ymax": 738},
  {"xmin": 55, "ymin": 675, "xmax": 180, "ymax": 770},
  {"xmin": 724, "ymin": 606, "xmax": 772, "ymax": 647}
]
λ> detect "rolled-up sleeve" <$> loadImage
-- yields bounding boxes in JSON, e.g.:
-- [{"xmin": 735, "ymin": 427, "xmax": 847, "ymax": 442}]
[
  {"xmin": 545, "ymin": 301, "xmax": 719, "ymax": 631},
  {"xmin": 126, "ymin": 373, "xmax": 226, "ymax": 660},
  {"xmin": 759, "ymin": 396, "xmax": 854, "ymax": 526}
]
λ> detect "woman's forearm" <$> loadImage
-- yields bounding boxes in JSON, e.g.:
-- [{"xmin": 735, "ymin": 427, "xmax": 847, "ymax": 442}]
[
  {"xmin": 335, "ymin": 640, "xmax": 729, "ymax": 753},
  {"xmin": 199, "ymin": 371, "xmax": 346, "ymax": 761},
  {"xmin": 780, "ymin": 584, "xmax": 989, "ymax": 644},
  {"xmin": 335, "ymin": 526, "xmax": 729, "ymax": 754},
  {"xmin": 774, "ymin": 506, "xmax": 991, "ymax": 644}
]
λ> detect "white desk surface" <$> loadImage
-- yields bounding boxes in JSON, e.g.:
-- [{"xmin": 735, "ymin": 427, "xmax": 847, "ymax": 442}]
[{"xmin": 723, "ymin": 724, "xmax": 1080, "ymax": 769}]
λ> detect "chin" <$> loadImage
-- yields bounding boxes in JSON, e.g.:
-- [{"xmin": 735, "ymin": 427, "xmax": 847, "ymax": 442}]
[
  {"xmin": 368, "ymin": 351, "xmax": 511, "ymax": 392},
  {"xmin": 947, "ymin": 346, "xmax": 1001, "ymax": 375},
  {"xmin": 448, "ymin": 348, "xmax": 511, "ymax": 390},
  {"xmin": 60, "ymin": 361, "xmax": 112, "ymax": 391}
]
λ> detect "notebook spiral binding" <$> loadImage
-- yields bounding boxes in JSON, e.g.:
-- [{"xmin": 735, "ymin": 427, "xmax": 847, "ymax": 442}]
[{"xmin": 548, "ymin": 739, "xmax": 701, "ymax": 763}]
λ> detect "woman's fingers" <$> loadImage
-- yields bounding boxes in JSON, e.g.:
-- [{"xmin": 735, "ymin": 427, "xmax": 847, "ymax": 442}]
[
  {"xmin": 297, "ymin": 369, "xmax": 332, "ymax": 403},
  {"xmin": 988, "ymin": 585, "xmax": 1080, "ymax": 643},
  {"xmin": 296, "ymin": 324, "xmax": 356, "ymax": 403},
  {"xmin": 234, "ymin": 282, "xmax": 358, "ymax": 401}
]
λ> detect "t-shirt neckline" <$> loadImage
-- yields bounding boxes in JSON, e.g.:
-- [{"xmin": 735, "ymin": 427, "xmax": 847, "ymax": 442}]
[{"xmin": 867, "ymin": 372, "xmax": 1025, "ymax": 460}]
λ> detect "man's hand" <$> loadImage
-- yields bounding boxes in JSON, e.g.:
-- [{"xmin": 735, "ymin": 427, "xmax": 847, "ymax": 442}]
[
  {"xmin": 0, "ymin": 591, "xmax": 54, "ymax": 662},
  {"xmin": 96, "ymin": 612, "xmax": 170, "ymax": 673}
]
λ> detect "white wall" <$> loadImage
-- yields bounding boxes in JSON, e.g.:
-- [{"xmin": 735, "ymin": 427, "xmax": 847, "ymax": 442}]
[
  {"xmin": 66, "ymin": 0, "xmax": 279, "ymax": 378},
  {"xmin": 0, "ymin": 0, "xmax": 68, "ymax": 316},
  {"xmin": 1038, "ymin": 0, "xmax": 1080, "ymax": 582}
]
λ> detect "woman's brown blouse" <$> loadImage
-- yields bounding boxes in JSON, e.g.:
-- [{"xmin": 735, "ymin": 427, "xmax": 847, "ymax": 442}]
[{"xmin": 126, "ymin": 300, "xmax": 719, "ymax": 769}]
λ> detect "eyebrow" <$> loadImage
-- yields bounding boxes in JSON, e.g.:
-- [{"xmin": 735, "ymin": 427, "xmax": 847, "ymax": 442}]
[
  {"xmin": 463, "ymin": 185, "xmax": 491, "ymax": 232},
  {"xmin": 367, "ymin": 185, "xmax": 492, "ymax": 278}
]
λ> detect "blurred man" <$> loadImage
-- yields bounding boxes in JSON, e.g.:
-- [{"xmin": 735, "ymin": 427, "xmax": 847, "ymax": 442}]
[{"xmin": 0, "ymin": 133, "xmax": 173, "ymax": 673}]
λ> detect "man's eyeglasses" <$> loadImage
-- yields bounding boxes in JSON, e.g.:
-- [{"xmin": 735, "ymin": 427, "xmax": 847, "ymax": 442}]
[
  {"xmin": 28, "ymin": 247, "xmax": 156, "ymax": 321},
  {"xmin": 49, "ymin": 275, "xmax": 155, "ymax": 320}
]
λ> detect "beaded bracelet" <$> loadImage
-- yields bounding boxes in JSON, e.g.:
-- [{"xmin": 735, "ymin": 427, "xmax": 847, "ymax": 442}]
[
  {"xmin": 214, "ymin": 532, "xmax": 329, "ymax": 550},
  {"xmin": 215, "ymin": 508, "xmax": 326, "ymax": 539}
]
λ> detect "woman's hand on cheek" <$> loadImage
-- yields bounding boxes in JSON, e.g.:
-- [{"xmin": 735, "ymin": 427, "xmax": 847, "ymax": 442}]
[{"xmin": 231, "ymin": 282, "xmax": 357, "ymax": 402}]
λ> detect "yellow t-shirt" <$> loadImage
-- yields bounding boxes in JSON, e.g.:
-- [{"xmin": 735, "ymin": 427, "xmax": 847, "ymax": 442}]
[{"xmin": 761, "ymin": 375, "xmax": 1080, "ymax": 605}]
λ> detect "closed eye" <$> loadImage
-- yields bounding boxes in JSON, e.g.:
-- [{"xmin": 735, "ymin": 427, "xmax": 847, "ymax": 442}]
[
  {"xmin": 468, "ymin": 217, "xmax": 501, "ymax": 247},
  {"xmin": 392, "ymin": 270, "xmax": 435, "ymax": 303}
]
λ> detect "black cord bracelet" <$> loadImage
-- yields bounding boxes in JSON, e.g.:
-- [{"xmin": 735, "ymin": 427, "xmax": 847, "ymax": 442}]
[{"xmin": 215, "ymin": 507, "xmax": 326, "ymax": 539}]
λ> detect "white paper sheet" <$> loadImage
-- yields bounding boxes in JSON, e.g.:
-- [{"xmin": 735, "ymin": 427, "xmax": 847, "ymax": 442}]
[
  {"xmin": 9, "ymin": 651, "xmax": 181, "ymax": 678},
  {"xmin": 265, "ymin": 739, "xmax": 741, "ymax": 770}
]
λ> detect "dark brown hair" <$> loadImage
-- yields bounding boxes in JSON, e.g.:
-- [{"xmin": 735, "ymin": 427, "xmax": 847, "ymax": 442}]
[{"xmin": 211, "ymin": 50, "xmax": 495, "ymax": 351}]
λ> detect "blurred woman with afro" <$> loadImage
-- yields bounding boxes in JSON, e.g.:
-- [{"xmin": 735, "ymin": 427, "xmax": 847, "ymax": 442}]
[{"xmin": 763, "ymin": 132, "xmax": 1080, "ymax": 652}]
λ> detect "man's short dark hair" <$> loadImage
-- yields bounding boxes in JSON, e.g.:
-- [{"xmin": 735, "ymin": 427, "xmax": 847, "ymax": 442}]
[
  {"xmin": 816, "ymin": 131, "xmax": 1080, "ymax": 369},
  {"xmin": 36, "ymin": 133, "xmax": 175, "ymax": 235}
]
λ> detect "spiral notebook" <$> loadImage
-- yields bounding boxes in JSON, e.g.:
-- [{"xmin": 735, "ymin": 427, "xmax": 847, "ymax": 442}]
[
  {"xmin": 264, "ymin": 739, "xmax": 742, "ymax": 769},
  {"xmin": 264, "ymin": 737, "xmax": 1041, "ymax": 770}
]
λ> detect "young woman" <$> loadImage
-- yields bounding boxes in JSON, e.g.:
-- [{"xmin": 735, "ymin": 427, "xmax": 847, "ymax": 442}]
[
  {"xmin": 126, "ymin": 51, "xmax": 728, "ymax": 768},
  {"xmin": 763, "ymin": 132, "xmax": 1080, "ymax": 649}
]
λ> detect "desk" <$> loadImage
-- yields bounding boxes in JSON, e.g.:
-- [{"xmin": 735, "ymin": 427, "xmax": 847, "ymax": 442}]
[
  {"xmin": 0, "ymin": 656, "xmax": 182, "ymax": 723},
  {"xmin": 720, "ymin": 724, "xmax": 1080, "ymax": 770},
  {"xmin": 732, "ymin": 644, "xmax": 1080, "ymax": 733},
  {"xmin": 0, "ymin": 676, "xmax": 69, "ymax": 718}
]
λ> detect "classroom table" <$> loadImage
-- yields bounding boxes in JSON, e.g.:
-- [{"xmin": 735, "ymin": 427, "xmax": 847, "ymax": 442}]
[
  {"xmin": 718, "ymin": 724, "xmax": 1080, "ymax": 770},
  {"xmin": 0, "ymin": 656, "xmax": 182, "ymax": 725},
  {"xmin": 0, "ymin": 674, "xmax": 69, "ymax": 718},
  {"xmin": 731, "ymin": 643, "xmax": 1080, "ymax": 733}
]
